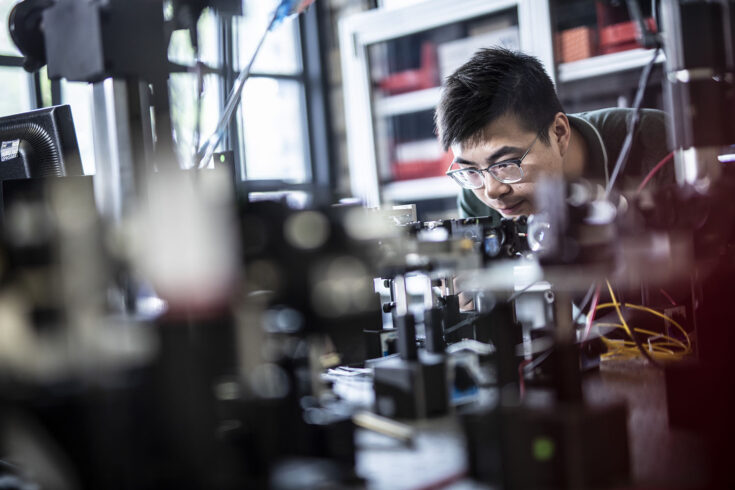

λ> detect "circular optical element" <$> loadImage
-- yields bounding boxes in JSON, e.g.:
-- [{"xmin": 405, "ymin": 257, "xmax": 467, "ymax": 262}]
[
  {"xmin": 527, "ymin": 218, "xmax": 551, "ymax": 253},
  {"xmin": 284, "ymin": 211, "xmax": 330, "ymax": 250}
]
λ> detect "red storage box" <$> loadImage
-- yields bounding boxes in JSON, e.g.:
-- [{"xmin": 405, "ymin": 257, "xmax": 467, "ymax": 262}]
[
  {"xmin": 391, "ymin": 159, "xmax": 445, "ymax": 181},
  {"xmin": 378, "ymin": 42, "xmax": 438, "ymax": 95},
  {"xmin": 391, "ymin": 150, "xmax": 453, "ymax": 181},
  {"xmin": 556, "ymin": 26, "xmax": 597, "ymax": 63},
  {"xmin": 598, "ymin": 17, "xmax": 657, "ymax": 55}
]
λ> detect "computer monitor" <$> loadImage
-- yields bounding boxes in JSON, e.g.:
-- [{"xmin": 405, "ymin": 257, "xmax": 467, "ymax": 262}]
[
  {"xmin": 0, "ymin": 104, "xmax": 83, "ymax": 219},
  {"xmin": 0, "ymin": 104, "xmax": 82, "ymax": 181}
]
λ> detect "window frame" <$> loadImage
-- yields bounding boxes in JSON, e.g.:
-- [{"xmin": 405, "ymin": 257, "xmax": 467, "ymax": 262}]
[
  {"xmin": 218, "ymin": 3, "xmax": 335, "ymax": 204},
  {"xmin": 0, "ymin": 52, "xmax": 46, "ymax": 110}
]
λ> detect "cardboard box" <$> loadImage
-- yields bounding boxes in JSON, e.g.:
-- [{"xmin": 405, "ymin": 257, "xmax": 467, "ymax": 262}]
[{"xmin": 557, "ymin": 26, "xmax": 596, "ymax": 63}]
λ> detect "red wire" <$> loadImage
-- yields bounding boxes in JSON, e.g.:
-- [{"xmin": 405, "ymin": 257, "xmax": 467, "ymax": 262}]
[
  {"xmin": 636, "ymin": 151, "xmax": 674, "ymax": 194},
  {"xmin": 659, "ymin": 288, "xmax": 677, "ymax": 306},
  {"xmin": 582, "ymin": 284, "xmax": 601, "ymax": 343}
]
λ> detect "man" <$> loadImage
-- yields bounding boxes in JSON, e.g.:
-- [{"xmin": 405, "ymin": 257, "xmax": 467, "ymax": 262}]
[{"xmin": 435, "ymin": 47, "xmax": 670, "ymax": 220}]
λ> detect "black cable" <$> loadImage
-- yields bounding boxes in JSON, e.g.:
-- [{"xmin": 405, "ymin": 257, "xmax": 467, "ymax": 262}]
[
  {"xmin": 193, "ymin": 61, "xmax": 204, "ymax": 161},
  {"xmin": 443, "ymin": 315, "xmax": 478, "ymax": 336},
  {"xmin": 605, "ymin": 47, "xmax": 661, "ymax": 196},
  {"xmin": 632, "ymin": 329, "xmax": 664, "ymax": 367},
  {"xmin": 651, "ymin": 0, "xmax": 657, "ymax": 28},
  {"xmin": 192, "ymin": 26, "xmax": 205, "ymax": 166}
]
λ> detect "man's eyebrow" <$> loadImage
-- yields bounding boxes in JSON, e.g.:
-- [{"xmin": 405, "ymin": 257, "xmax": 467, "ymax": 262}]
[
  {"xmin": 453, "ymin": 146, "xmax": 523, "ymax": 168},
  {"xmin": 486, "ymin": 146, "xmax": 523, "ymax": 164},
  {"xmin": 453, "ymin": 156, "xmax": 478, "ymax": 167}
]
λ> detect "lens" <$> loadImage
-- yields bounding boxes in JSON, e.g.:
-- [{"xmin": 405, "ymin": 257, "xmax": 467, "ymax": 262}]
[
  {"xmin": 527, "ymin": 214, "xmax": 551, "ymax": 253},
  {"xmin": 491, "ymin": 163, "xmax": 523, "ymax": 183},
  {"xmin": 451, "ymin": 169, "xmax": 484, "ymax": 189}
]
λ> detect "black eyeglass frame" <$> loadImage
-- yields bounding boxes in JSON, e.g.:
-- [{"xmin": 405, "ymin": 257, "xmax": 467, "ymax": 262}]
[{"xmin": 445, "ymin": 131, "xmax": 542, "ymax": 189}]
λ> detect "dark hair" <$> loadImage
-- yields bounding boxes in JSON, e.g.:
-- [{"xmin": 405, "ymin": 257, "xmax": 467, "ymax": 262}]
[{"xmin": 435, "ymin": 47, "xmax": 563, "ymax": 150}]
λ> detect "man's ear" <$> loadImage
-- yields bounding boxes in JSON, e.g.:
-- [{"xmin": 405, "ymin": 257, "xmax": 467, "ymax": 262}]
[{"xmin": 550, "ymin": 112, "xmax": 571, "ymax": 156}]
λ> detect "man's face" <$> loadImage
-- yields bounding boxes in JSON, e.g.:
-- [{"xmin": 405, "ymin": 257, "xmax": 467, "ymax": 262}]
[{"xmin": 450, "ymin": 113, "xmax": 566, "ymax": 218}]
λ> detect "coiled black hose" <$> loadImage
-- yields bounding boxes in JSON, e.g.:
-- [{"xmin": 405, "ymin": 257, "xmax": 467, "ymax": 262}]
[{"xmin": 0, "ymin": 122, "xmax": 62, "ymax": 177}]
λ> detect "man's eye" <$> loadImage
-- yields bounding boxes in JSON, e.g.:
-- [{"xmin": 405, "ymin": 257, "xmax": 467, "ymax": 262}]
[{"xmin": 493, "ymin": 160, "xmax": 519, "ymax": 169}]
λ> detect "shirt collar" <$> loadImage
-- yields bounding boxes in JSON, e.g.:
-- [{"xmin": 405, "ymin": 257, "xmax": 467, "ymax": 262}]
[{"xmin": 567, "ymin": 113, "xmax": 609, "ymax": 187}]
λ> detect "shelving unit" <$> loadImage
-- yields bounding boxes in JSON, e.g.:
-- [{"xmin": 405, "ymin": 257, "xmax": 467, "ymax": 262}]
[
  {"xmin": 374, "ymin": 86, "xmax": 442, "ymax": 118},
  {"xmin": 558, "ymin": 48, "xmax": 665, "ymax": 83},
  {"xmin": 382, "ymin": 176, "xmax": 458, "ymax": 202},
  {"xmin": 552, "ymin": 0, "xmax": 666, "ymax": 116}
]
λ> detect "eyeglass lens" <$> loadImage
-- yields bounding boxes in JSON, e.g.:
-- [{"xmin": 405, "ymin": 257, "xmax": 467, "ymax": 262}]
[{"xmin": 452, "ymin": 164, "xmax": 523, "ymax": 188}]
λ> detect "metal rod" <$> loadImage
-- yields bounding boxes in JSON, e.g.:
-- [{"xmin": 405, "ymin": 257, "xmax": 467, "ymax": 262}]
[
  {"xmin": 197, "ymin": 9, "xmax": 279, "ymax": 168},
  {"xmin": 444, "ymin": 275, "xmax": 455, "ymax": 296}
]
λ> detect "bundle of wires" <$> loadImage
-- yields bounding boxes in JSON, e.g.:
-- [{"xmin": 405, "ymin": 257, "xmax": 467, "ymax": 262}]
[{"xmin": 594, "ymin": 280, "xmax": 691, "ymax": 364}]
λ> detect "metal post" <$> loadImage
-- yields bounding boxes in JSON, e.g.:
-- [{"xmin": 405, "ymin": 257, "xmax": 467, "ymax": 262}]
[{"xmin": 91, "ymin": 79, "xmax": 137, "ymax": 222}]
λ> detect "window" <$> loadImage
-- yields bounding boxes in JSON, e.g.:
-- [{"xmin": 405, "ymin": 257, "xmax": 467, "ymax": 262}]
[
  {"xmin": 233, "ymin": 1, "xmax": 309, "ymax": 185},
  {"xmin": 240, "ymin": 77, "xmax": 308, "ymax": 181},
  {"xmin": 60, "ymin": 81, "xmax": 95, "ymax": 174},
  {"xmin": 163, "ymin": 1, "xmax": 331, "ymax": 195},
  {"xmin": 0, "ymin": 0, "xmax": 34, "ymax": 117},
  {"xmin": 168, "ymin": 9, "xmax": 221, "ymax": 169},
  {"xmin": 0, "ymin": 66, "xmax": 33, "ymax": 116},
  {"xmin": 227, "ymin": 0, "xmax": 332, "ymax": 199},
  {"xmin": 0, "ymin": 0, "xmax": 20, "ymax": 56},
  {"xmin": 236, "ymin": 2, "xmax": 302, "ymax": 75}
]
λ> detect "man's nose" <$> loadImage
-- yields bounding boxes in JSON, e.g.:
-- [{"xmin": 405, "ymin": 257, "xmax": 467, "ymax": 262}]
[{"xmin": 483, "ymin": 173, "xmax": 511, "ymax": 200}]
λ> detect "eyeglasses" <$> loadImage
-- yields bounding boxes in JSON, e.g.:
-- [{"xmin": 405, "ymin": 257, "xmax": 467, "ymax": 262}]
[{"xmin": 446, "ymin": 132, "xmax": 541, "ymax": 189}]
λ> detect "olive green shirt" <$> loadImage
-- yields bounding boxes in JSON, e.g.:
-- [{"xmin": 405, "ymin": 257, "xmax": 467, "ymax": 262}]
[{"xmin": 457, "ymin": 108, "xmax": 671, "ymax": 219}]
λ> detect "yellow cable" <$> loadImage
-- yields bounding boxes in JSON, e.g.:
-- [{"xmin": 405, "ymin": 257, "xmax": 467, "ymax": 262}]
[
  {"xmin": 601, "ymin": 336, "xmax": 685, "ymax": 355},
  {"xmin": 601, "ymin": 345, "xmax": 684, "ymax": 361},
  {"xmin": 595, "ymin": 322, "xmax": 688, "ymax": 351},
  {"xmin": 601, "ymin": 339, "xmax": 678, "ymax": 356},
  {"xmin": 604, "ymin": 281, "xmax": 635, "ymax": 339},
  {"xmin": 596, "ymin": 301, "xmax": 691, "ymax": 350},
  {"xmin": 595, "ymin": 306, "xmax": 690, "ymax": 363},
  {"xmin": 628, "ymin": 304, "xmax": 691, "ymax": 351},
  {"xmin": 596, "ymin": 309, "xmax": 691, "ymax": 358},
  {"xmin": 595, "ymin": 281, "xmax": 692, "ymax": 363}
]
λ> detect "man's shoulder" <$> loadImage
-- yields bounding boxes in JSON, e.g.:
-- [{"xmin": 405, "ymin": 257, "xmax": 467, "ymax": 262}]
[
  {"xmin": 572, "ymin": 107, "xmax": 666, "ymax": 132},
  {"xmin": 571, "ymin": 107, "xmax": 670, "ymax": 185},
  {"xmin": 570, "ymin": 107, "xmax": 668, "ymax": 155}
]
